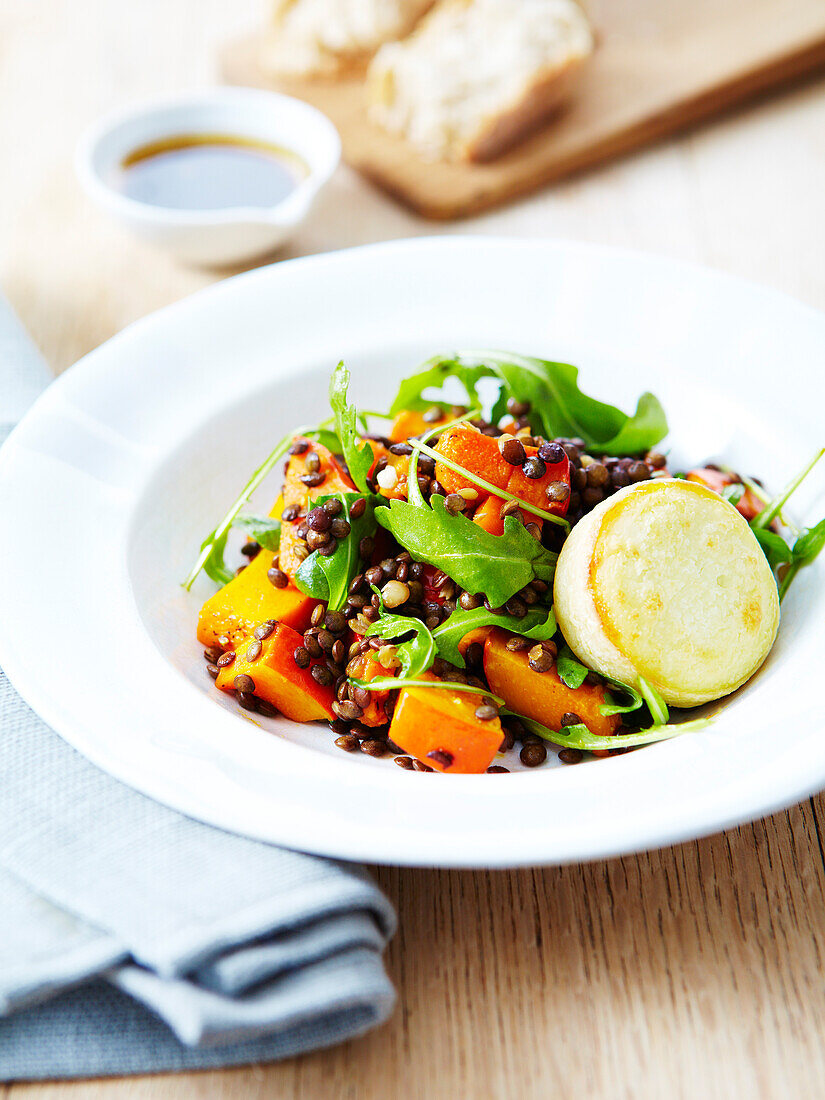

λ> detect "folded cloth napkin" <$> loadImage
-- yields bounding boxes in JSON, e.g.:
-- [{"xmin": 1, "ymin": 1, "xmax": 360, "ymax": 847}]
[{"xmin": 0, "ymin": 295, "xmax": 396, "ymax": 1081}]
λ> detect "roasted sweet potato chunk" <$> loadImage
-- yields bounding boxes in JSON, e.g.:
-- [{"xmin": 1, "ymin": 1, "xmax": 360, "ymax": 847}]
[
  {"xmin": 216, "ymin": 622, "xmax": 335, "ymax": 722},
  {"xmin": 483, "ymin": 628, "xmax": 620, "ymax": 739},
  {"xmin": 197, "ymin": 546, "xmax": 320, "ymax": 651}
]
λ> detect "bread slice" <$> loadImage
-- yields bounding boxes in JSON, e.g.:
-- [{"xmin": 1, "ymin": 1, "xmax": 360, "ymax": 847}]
[
  {"xmin": 367, "ymin": 0, "xmax": 593, "ymax": 162},
  {"xmin": 553, "ymin": 480, "xmax": 780, "ymax": 708},
  {"xmin": 263, "ymin": 0, "xmax": 436, "ymax": 77}
]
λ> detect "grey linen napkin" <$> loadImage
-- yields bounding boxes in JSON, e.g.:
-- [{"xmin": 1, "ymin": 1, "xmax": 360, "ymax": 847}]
[{"xmin": 0, "ymin": 296, "xmax": 396, "ymax": 1080}]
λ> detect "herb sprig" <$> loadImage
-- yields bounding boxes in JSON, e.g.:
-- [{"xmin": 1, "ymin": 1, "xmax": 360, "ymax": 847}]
[
  {"xmin": 515, "ymin": 713, "xmax": 709, "ymax": 752},
  {"xmin": 329, "ymin": 362, "xmax": 374, "ymax": 494}
]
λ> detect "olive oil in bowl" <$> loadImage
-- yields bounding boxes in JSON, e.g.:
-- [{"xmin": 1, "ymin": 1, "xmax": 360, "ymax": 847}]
[{"xmin": 118, "ymin": 134, "xmax": 308, "ymax": 211}]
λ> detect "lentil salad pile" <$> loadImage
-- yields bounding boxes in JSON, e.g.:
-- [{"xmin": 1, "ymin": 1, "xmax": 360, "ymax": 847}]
[{"xmin": 188, "ymin": 351, "xmax": 825, "ymax": 775}]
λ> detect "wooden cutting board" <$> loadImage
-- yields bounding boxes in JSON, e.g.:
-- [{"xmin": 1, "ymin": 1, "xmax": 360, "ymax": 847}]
[{"xmin": 222, "ymin": 0, "xmax": 825, "ymax": 220}]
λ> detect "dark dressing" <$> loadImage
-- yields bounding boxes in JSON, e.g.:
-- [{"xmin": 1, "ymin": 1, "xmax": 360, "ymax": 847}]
[{"xmin": 117, "ymin": 134, "xmax": 308, "ymax": 211}]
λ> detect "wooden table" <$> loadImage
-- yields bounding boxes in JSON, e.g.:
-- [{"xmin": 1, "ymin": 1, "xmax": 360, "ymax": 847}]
[{"xmin": 3, "ymin": 2, "xmax": 825, "ymax": 1097}]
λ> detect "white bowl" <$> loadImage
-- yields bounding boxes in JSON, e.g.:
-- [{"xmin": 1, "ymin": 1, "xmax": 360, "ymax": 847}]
[
  {"xmin": 0, "ymin": 238, "xmax": 823, "ymax": 867},
  {"xmin": 75, "ymin": 88, "xmax": 341, "ymax": 267}
]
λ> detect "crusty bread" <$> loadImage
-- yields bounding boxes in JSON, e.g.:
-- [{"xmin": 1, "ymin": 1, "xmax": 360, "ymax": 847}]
[
  {"xmin": 263, "ymin": 0, "xmax": 436, "ymax": 77},
  {"xmin": 553, "ymin": 480, "xmax": 780, "ymax": 708},
  {"xmin": 367, "ymin": 0, "xmax": 593, "ymax": 162}
]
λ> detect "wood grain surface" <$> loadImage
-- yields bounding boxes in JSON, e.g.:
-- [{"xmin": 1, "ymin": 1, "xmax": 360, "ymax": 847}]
[
  {"xmin": 3, "ymin": 2, "xmax": 825, "ymax": 1097},
  {"xmin": 222, "ymin": 0, "xmax": 825, "ymax": 218}
]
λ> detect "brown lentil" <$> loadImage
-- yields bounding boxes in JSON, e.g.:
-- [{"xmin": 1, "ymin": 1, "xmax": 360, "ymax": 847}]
[
  {"xmin": 359, "ymin": 536, "xmax": 374, "ymax": 560},
  {"xmin": 394, "ymin": 755, "xmax": 415, "ymax": 769},
  {"xmin": 561, "ymin": 712, "xmax": 581, "ymax": 726},
  {"xmin": 505, "ymin": 595, "xmax": 527, "ymax": 618},
  {"xmin": 506, "ymin": 636, "xmax": 531, "ymax": 652},
  {"xmin": 525, "ymin": 523, "xmax": 542, "ymax": 540},
  {"xmin": 459, "ymin": 591, "xmax": 482, "ymax": 611},
  {"xmin": 586, "ymin": 462, "xmax": 610, "ymax": 487},
  {"xmin": 267, "ymin": 566, "xmax": 288, "ymax": 588},
  {"xmin": 335, "ymin": 734, "xmax": 360, "ymax": 752},
  {"xmin": 307, "ymin": 507, "xmax": 331, "ymax": 532},
  {"xmin": 499, "ymin": 436, "xmax": 527, "ymax": 465},
  {"xmin": 486, "ymin": 765, "xmax": 510, "ymax": 773},
  {"xmin": 311, "ymin": 664, "xmax": 334, "ymax": 687},
  {"xmin": 216, "ymin": 651, "xmax": 236, "ymax": 668},
  {"xmin": 545, "ymin": 481, "xmax": 571, "ymax": 504},
  {"xmin": 310, "ymin": 604, "xmax": 326, "ymax": 627},
  {"xmin": 528, "ymin": 645, "xmax": 554, "ymax": 673},
  {"xmin": 520, "ymin": 742, "xmax": 547, "ymax": 767},
  {"xmin": 306, "ymin": 529, "xmax": 331, "ymax": 552},
  {"xmin": 281, "ymin": 503, "xmax": 301, "ymax": 522},
  {"xmin": 206, "ymin": 663, "xmax": 220, "ymax": 680},
  {"xmin": 244, "ymin": 640, "xmax": 262, "ymax": 662},
  {"xmin": 331, "ymin": 639, "xmax": 346, "ymax": 664},
  {"xmin": 293, "ymin": 646, "xmax": 310, "ymax": 669},
  {"xmin": 427, "ymin": 749, "xmax": 454, "ymax": 768},
  {"xmin": 361, "ymin": 739, "xmax": 387, "ymax": 757},
  {"xmin": 317, "ymin": 629, "xmax": 335, "ymax": 653},
  {"xmin": 203, "ymin": 645, "xmax": 223, "ymax": 663},
  {"xmin": 629, "ymin": 461, "xmax": 650, "ymax": 482},
  {"xmin": 559, "ymin": 748, "xmax": 583, "ymax": 765},
  {"xmin": 647, "ymin": 452, "xmax": 667, "ymax": 469},
  {"xmin": 330, "ymin": 517, "xmax": 351, "ymax": 539},
  {"xmin": 333, "ymin": 700, "xmax": 363, "ymax": 721},
  {"xmin": 475, "ymin": 704, "xmax": 498, "ymax": 722},
  {"xmin": 412, "ymin": 760, "xmax": 434, "ymax": 772},
  {"xmin": 350, "ymin": 686, "xmax": 372, "ymax": 710},
  {"xmin": 236, "ymin": 691, "xmax": 258, "ymax": 711},
  {"xmin": 444, "ymin": 493, "xmax": 466, "ymax": 515},
  {"xmin": 538, "ymin": 441, "xmax": 565, "ymax": 464},
  {"xmin": 500, "ymin": 499, "xmax": 521, "ymax": 520},
  {"xmin": 254, "ymin": 620, "xmax": 276, "ymax": 641},
  {"xmin": 522, "ymin": 455, "xmax": 546, "ymax": 480},
  {"xmin": 465, "ymin": 642, "xmax": 484, "ymax": 668},
  {"xmin": 289, "ymin": 439, "xmax": 309, "ymax": 455},
  {"xmin": 323, "ymin": 498, "xmax": 343, "ymax": 516},
  {"xmin": 317, "ymin": 539, "xmax": 338, "ymax": 557}
]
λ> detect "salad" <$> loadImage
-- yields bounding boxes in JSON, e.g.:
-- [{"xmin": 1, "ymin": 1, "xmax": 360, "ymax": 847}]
[{"xmin": 187, "ymin": 352, "xmax": 824, "ymax": 774}]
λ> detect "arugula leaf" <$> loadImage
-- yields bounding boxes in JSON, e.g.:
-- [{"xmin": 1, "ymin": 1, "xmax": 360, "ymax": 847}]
[
  {"xmin": 392, "ymin": 351, "xmax": 668, "ymax": 456},
  {"xmin": 329, "ymin": 362, "xmax": 374, "ymax": 493},
  {"xmin": 753, "ymin": 527, "xmax": 793, "ymax": 572},
  {"xmin": 363, "ymin": 607, "xmax": 436, "ymax": 679},
  {"xmin": 638, "ymin": 676, "xmax": 669, "ymax": 727},
  {"xmin": 431, "ymin": 605, "xmax": 556, "ymax": 668},
  {"xmin": 599, "ymin": 680, "xmax": 644, "ymax": 717},
  {"xmin": 233, "ymin": 514, "xmax": 281, "ymax": 551},
  {"xmin": 390, "ymin": 355, "xmax": 495, "ymax": 417},
  {"xmin": 375, "ymin": 493, "xmax": 557, "ymax": 607},
  {"xmin": 515, "ymin": 713, "xmax": 709, "ymax": 752},
  {"xmin": 777, "ymin": 517, "xmax": 825, "ymax": 600},
  {"xmin": 294, "ymin": 492, "xmax": 376, "ymax": 609},
  {"xmin": 556, "ymin": 644, "xmax": 589, "ymax": 689}
]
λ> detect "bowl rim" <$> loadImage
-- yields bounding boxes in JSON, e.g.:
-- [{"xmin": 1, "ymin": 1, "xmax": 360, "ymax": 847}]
[
  {"xmin": 74, "ymin": 85, "xmax": 342, "ymax": 227},
  {"xmin": 1, "ymin": 236, "xmax": 823, "ymax": 867}
]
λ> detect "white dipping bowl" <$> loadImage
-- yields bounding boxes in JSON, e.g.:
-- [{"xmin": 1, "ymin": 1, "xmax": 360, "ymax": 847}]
[{"xmin": 75, "ymin": 87, "xmax": 341, "ymax": 267}]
